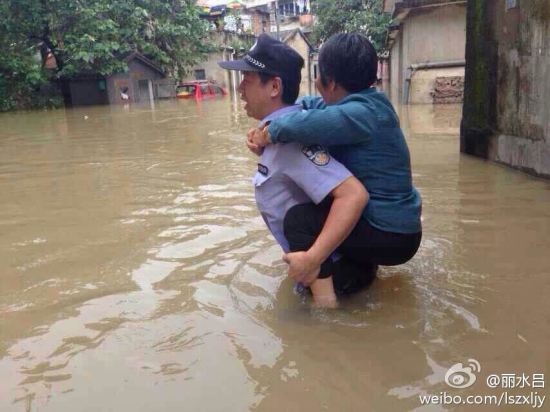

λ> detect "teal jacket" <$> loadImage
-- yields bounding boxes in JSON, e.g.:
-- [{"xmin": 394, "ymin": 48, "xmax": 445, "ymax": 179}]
[{"xmin": 268, "ymin": 88, "xmax": 422, "ymax": 234}]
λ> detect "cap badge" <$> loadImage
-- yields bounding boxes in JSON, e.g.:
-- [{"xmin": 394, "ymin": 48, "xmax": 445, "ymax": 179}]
[{"xmin": 244, "ymin": 54, "xmax": 266, "ymax": 69}]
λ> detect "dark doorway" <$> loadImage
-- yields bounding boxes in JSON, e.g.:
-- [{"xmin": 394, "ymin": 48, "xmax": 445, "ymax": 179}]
[{"xmin": 138, "ymin": 80, "xmax": 151, "ymax": 101}]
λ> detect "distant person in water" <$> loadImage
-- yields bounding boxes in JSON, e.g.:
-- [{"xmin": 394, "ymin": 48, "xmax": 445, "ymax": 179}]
[
  {"xmin": 247, "ymin": 33, "xmax": 423, "ymax": 285},
  {"xmin": 219, "ymin": 34, "xmax": 368, "ymax": 308}
]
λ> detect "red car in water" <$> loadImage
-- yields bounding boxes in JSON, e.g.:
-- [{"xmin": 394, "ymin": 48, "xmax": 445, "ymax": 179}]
[{"xmin": 176, "ymin": 81, "xmax": 228, "ymax": 99}]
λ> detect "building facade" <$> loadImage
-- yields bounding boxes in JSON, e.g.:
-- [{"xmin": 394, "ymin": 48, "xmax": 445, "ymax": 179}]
[
  {"xmin": 461, "ymin": 0, "xmax": 550, "ymax": 180},
  {"xmin": 283, "ymin": 29, "xmax": 318, "ymax": 96},
  {"xmin": 384, "ymin": 0, "xmax": 467, "ymax": 104},
  {"xmin": 180, "ymin": 31, "xmax": 256, "ymax": 93},
  {"xmin": 62, "ymin": 53, "xmax": 174, "ymax": 106},
  {"xmin": 190, "ymin": 1, "xmax": 315, "ymax": 95}
]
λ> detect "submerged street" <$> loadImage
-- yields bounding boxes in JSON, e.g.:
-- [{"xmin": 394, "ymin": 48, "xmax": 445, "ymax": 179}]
[{"xmin": 1, "ymin": 96, "xmax": 549, "ymax": 411}]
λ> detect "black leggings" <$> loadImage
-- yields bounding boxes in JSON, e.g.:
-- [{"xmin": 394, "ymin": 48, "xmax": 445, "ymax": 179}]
[{"xmin": 283, "ymin": 201, "xmax": 422, "ymax": 280}]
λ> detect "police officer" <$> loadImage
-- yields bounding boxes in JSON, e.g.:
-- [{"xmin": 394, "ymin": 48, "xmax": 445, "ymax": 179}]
[
  {"xmin": 219, "ymin": 34, "xmax": 369, "ymax": 307},
  {"xmin": 247, "ymin": 34, "xmax": 423, "ymax": 289}
]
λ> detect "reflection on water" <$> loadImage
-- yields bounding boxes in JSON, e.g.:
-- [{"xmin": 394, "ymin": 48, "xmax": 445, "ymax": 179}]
[{"xmin": 1, "ymin": 97, "xmax": 549, "ymax": 412}]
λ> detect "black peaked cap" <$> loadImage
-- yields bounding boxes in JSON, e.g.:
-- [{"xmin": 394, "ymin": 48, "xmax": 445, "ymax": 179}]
[{"xmin": 218, "ymin": 34, "xmax": 304, "ymax": 82}]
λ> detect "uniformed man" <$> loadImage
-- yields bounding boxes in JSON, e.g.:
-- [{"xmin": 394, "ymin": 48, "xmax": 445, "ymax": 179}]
[
  {"xmin": 246, "ymin": 33, "xmax": 422, "ymax": 285},
  {"xmin": 218, "ymin": 34, "xmax": 368, "ymax": 308}
]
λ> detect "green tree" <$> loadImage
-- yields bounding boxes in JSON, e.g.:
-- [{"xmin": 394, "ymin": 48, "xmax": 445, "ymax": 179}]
[
  {"xmin": 10, "ymin": 0, "xmax": 212, "ymax": 77},
  {"xmin": 1, "ymin": 0, "xmax": 213, "ymax": 110},
  {"xmin": 0, "ymin": 0, "xmax": 63, "ymax": 110},
  {"xmin": 311, "ymin": 0, "xmax": 392, "ymax": 53}
]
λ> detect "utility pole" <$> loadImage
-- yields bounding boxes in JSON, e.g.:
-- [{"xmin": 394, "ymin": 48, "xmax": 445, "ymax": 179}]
[{"xmin": 274, "ymin": 0, "xmax": 280, "ymax": 40}]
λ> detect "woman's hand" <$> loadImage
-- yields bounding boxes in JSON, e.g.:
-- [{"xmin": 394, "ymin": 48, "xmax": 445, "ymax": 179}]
[
  {"xmin": 248, "ymin": 126, "xmax": 271, "ymax": 147},
  {"xmin": 246, "ymin": 128, "xmax": 264, "ymax": 156}
]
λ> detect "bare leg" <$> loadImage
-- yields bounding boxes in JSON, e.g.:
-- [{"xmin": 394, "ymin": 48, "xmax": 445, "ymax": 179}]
[{"xmin": 309, "ymin": 276, "xmax": 338, "ymax": 308}]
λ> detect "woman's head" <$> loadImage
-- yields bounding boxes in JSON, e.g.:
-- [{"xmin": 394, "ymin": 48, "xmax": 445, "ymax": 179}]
[{"xmin": 318, "ymin": 33, "xmax": 378, "ymax": 94}]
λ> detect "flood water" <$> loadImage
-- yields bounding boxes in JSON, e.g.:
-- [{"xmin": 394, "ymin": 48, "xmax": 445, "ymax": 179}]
[{"xmin": 1, "ymin": 96, "xmax": 549, "ymax": 412}]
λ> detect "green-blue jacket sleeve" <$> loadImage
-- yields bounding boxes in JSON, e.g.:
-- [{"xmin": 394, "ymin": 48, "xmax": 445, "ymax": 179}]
[
  {"xmin": 296, "ymin": 96, "xmax": 327, "ymax": 110},
  {"xmin": 268, "ymin": 101, "xmax": 374, "ymax": 146}
]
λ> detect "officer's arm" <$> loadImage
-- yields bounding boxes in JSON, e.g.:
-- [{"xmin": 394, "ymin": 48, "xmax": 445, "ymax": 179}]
[{"xmin": 306, "ymin": 176, "xmax": 369, "ymax": 267}]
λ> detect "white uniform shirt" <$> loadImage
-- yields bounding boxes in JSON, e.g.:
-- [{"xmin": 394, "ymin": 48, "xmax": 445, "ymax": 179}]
[{"xmin": 253, "ymin": 105, "xmax": 352, "ymax": 252}]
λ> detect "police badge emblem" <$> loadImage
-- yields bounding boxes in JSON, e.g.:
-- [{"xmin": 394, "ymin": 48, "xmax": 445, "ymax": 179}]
[
  {"xmin": 301, "ymin": 145, "xmax": 330, "ymax": 166},
  {"xmin": 257, "ymin": 163, "xmax": 269, "ymax": 175}
]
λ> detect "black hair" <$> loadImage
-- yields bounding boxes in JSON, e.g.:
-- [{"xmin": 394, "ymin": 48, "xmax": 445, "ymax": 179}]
[
  {"xmin": 259, "ymin": 72, "xmax": 300, "ymax": 105},
  {"xmin": 319, "ymin": 33, "xmax": 378, "ymax": 93}
]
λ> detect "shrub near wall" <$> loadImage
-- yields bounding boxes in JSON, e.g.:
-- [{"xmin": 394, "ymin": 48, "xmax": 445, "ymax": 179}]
[{"xmin": 0, "ymin": 55, "xmax": 63, "ymax": 112}]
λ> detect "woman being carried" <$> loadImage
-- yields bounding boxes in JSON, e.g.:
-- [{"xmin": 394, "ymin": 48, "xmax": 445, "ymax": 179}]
[{"xmin": 248, "ymin": 33, "xmax": 423, "ymax": 288}]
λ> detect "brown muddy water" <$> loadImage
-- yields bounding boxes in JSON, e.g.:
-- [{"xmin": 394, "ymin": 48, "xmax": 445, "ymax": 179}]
[{"xmin": 1, "ymin": 96, "xmax": 549, "ymax": 412}]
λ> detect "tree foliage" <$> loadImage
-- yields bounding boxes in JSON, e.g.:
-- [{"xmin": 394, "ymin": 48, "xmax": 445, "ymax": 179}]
[
  {"xmin": 1, "ymin": 0, "xmax": 213, "ymax": 110},
  {"xmin": 0, "ymin": 0, "xmax": 62, "ymax": 110},
  {"xmin": 311, "ymin": 0, "xmax": 392, "ymax": 53}
]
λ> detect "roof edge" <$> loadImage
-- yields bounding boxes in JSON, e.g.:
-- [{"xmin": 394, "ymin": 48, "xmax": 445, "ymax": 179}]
[
  {"xmin": 283, "ymin": 28, "xmax": 317, "ymax": 52},
  {"xmin": 124, "ymin": 52, "xmax": 165, "ymax": 76},
  {"xmin": 393, "ymin": 0, "xmax": 467, "ymax": 19}
]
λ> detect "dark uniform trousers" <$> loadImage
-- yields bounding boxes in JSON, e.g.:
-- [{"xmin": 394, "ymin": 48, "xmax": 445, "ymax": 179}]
[{"xmin": 283, "ymin": 200, "xmax": 422, "ymax": 293}]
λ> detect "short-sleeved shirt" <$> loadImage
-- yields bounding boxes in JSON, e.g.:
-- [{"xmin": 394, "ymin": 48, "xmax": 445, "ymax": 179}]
[{"xmin": 253, "ymin": 105, "xmax": 352, "ymax": 252}]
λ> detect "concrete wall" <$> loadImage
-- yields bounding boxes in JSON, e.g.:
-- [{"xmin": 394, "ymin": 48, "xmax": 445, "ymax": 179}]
[
  {"xmin": 310, "ymin": 53, "xmax": 318, "ymax": 96},
  {"xmin": 409, "ymin": 67, "xmax": 465, "ymax": 104},
  {"xmin": 181, "ymin": 31, "xmax": 256, "ymax": 91},
  {"xmin": 181, "ymin": 50, "xmax": 231, "ymax": 89},
  {"xmin": 284, "ymin": 32, "xmax": 311, "ymax": 96},
  {"xmin": 389, "ymin": 3, "xmax": 466, "ymax": 103},
  {"xmin": 461, "ymin": 0, "xmax": 550, "ymax": 179},
  {"xmin": 390, "ymin": 31, "xmax": 402, "ymax": 103},
  {"xmin": 402, "ymin": 4, "xmax": 466, "ymax": 70}
]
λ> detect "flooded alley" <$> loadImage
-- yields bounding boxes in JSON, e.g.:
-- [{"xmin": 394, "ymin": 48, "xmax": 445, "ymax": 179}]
[{"xmin": 1, "ymin": 97, "xmax": 549, "ymax": 411}]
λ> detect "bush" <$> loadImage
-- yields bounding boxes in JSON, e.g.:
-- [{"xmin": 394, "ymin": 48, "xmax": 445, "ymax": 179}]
[{"xmin": 0, "ymin": 56, "xmax": 63, "ymax": 112}]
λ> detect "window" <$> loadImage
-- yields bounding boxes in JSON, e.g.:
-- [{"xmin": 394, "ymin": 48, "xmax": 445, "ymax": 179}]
[
  {"xmin": 176, "ymin": 85, "xmax": 196, "ymax": 96},
  {"xmin": 195, "ymin": 69, "xmax": 206, "ymax": 80},
  {"xmin": 212, "ymin": 85, "xmax": 223, "ymax": 95},
  {"xmin": 200, "ymin": 84, "xmax": 210, "ymax": 95}
]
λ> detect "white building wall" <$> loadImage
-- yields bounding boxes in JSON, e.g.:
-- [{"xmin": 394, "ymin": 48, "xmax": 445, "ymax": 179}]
[
  {"xmin": 404, "ymin": 4, "xmax": 466, "ymax": 66},
  {"xmin": 180, "ymin": 51, "xmax": 231, "ymax": 89},
  {"xmin": 390, "ymin": 33, "xmax": 402, "ymax": 104},
  {"xmin": 390, "ymin": 3, "xmax": 467, "ymax": 104}
]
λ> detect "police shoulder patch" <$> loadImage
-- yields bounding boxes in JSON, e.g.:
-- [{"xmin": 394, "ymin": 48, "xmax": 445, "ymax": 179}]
[
  {"xmin": 257, "ymin": 163, "xmax": 269, "ymax": 175},
  {"xmin": 301, "ymin": 145, "xmax": 330, "ymax": 166}
]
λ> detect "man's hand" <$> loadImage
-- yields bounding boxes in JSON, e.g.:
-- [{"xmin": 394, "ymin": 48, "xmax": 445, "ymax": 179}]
[
  {"xmin": 282, "ymin": 251, "xmax": 322, "ymax": 286},
  {"xmin": 246, "ymin": 129, "xmax": 264, "ymax": 156},
  {"xmin": 248, "ymin": 126, "xmax": 271, "ymax": 147}
]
